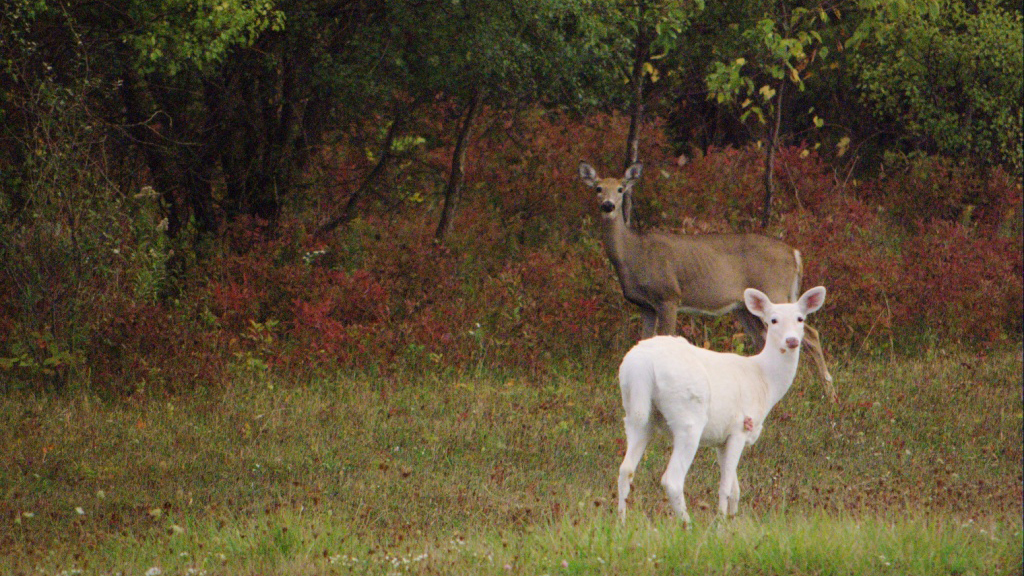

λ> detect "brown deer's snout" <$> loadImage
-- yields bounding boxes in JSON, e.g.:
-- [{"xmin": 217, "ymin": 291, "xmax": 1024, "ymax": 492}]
[{"xmin": 600, "ymin": 200, "xmax": 616, "ymax": 214}]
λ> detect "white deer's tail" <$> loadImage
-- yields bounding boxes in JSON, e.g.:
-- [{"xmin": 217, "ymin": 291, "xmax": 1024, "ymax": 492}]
[{"xmin": 619, "ymin": 355, "xmax": 655, "ymax": 424}]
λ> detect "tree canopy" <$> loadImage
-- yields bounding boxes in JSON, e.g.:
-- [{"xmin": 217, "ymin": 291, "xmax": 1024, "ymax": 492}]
[{"xmin": 1, "ymin": 0, "xmax": 1021, "ymax": 238}]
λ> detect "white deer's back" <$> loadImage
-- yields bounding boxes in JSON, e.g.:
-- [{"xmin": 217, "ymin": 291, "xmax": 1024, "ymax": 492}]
[{"xmin": 618, "ymin": 336, "xmax": 768, "ymax": 446}]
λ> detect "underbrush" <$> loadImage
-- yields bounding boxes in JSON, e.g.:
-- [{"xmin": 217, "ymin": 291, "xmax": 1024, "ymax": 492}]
[
  {"xmin": 1, "ymin": 112, "xmax": 1021, "ymax": 397},
  {"xmin": 0, "ymin": 351, "xmax": 1020, "ymax": 574}
]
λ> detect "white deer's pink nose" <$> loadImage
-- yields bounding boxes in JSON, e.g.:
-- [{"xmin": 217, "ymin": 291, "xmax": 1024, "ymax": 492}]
[{"xmin": 785, "ymin": 337, "xmax": 800, "ymax": 349}]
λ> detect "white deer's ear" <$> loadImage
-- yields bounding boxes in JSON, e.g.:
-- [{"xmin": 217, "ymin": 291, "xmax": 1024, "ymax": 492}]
[
  {"xmin": 624, "ymin": 162, "xmax": 643, "ymax": 182},
  {"xmin": 798, "ymin": 286, "xmax": 826, "ymax": 315},
  {"xmin": 744, "ymin": 288, "xmax": 773, "ymax": 319},
  {"xmin": 579, "ymin": 162, "xmax": 598, "ymax": 186}
]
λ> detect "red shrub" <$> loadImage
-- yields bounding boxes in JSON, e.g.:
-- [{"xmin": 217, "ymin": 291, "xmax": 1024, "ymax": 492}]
[
  {"xmin": 894, "ymin": 221, "xmax": 1023, "ymax": 343},
  {"xmin": 862, "ymin": 155, "xmax": 1021, "ymax": 232},
  {"xmin": 288, "ymin": 300, "xmax": 387, "ymax": 367},
  {"xmin": 87, "ymin": 302, "xmax": 230, "ymax": 396},
  {"xmin": 665, "ymin": 145, "xmax": 765, "ymax": 226},
  {"xmin": 25, "ymin": 113, "xmax": 1017, "ymax": 396},
  {"xmin": 785, "ymin": 196, "xmax": 902, "ymax": 348},
  {"xmin": 650, "ymin": 144, "xmax": 837, "ymax": 230},
  {"xmin": 785, "ymin": 184, "xmax": 1023, "ymax": 348},
  {"xmin": 207, "ymin": 276, "xmax": 267, "ymax": 332},
  {"xmin": 773, "ymin": 145, "xmax": 839, "ymax": 214},
  {"xmin": 467, "ymin": 111, "xmax": 676, "ymax": 244},
  {"xmin": 285, "ymin": 268, "xmax": 392, "ymax": 365}
]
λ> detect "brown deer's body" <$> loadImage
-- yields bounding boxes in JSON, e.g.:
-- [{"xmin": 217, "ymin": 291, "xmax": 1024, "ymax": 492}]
[{"xmin": 580, "ymin": 161, "xmax": 835, "ymax": 397}]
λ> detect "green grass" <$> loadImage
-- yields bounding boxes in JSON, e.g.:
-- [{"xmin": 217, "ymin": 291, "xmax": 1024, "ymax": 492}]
[{"xmin": 1, "ymin": 350, "xmax": 1021, "ymax": 575}]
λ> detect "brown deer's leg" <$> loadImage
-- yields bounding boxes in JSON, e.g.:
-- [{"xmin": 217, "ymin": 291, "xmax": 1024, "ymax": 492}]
[
  {"xmin": 640, "ymin": 308, "xmax": 659, "ymax": 340},
  {"xmin": 803, "ymin": 324, "xmax": 837, "ymax": 401},
  {"xmin": 734, "ymin": 308, "xmax": 766, "ymax": 353},
  {"xmin": 656, "ymin": 303, "xmax": 678, "ymax": 336}
]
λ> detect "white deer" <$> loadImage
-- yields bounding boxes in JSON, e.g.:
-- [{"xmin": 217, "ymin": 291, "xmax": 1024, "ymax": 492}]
[{"xmin": 616, "ymin": 285, "xmax": 826, "ymax": 525}]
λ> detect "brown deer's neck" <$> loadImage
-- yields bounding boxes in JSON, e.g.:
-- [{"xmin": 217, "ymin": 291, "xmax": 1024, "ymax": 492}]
[{"xmin": 602, "ymin": 214, "xmax": 634, "ymax": 270}]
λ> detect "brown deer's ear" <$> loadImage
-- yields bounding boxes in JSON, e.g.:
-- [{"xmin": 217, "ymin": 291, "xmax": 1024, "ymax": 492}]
[
  {"xmin": 624, "ymin": 162, "xmax": 643, "ymax": 182},
  {"xmin": 579, "ymin": 162, "xmax": 598, "ymax": 186}
]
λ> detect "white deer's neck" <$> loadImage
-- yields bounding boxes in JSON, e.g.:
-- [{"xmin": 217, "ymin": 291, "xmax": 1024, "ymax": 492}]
[{"xmin": 752, "ymin": 344, "xmax": 802, "ymax": 410}]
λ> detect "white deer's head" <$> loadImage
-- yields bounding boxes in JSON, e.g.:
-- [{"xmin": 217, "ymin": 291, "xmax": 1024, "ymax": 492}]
[{"xmin": 744, "ymin": 286, "xmax": 827, "ymax": 354}]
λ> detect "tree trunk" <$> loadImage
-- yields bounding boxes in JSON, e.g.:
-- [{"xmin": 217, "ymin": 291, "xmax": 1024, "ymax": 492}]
[
  {"xmin": 624, "ymin": 74, "xmax": 644, "ymax": 169},
  {"xmin": 435, "ymin": 88, "xmax": 484, "ymax": 242},
  {"xmin": 315, "ymin": 103, "xmax": 412, "ymax": 237},
  {"xmin": 761, "ymin": 80, "xmax": 785, "ymax": 229},
  {"xmin": 119, "ymin": 72, "xmax": 187, "ymax": 238},
  {"xmin": 624, "ymin": 2, "xmax": 650, "ymax": 171}
]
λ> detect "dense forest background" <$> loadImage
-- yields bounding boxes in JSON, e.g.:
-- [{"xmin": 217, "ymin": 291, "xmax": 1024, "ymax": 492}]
[{"xmin": 1, "ymin": 0, "xmax": 1021, "ymax": 396}]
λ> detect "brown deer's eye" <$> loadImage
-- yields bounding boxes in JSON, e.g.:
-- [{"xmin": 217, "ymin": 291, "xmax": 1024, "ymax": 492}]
[{"xmin": 595, "ymin": 186, "xmax": 603, "ymax": 193}]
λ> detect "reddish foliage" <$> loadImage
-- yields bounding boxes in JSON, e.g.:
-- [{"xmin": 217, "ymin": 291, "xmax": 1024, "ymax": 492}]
[
  {"xmin": 87, "ymin": 302, "xmax": 230, "ymax": 396},
  {"xmin": 862, "ymin": 155, "xmax": 1022, "ymax": 233},
  {"xmin": 894, "ymin": 221, "xmax": 1023, "ymax": 343},
  {"xmin": 3, "ymin": 114, "xmax": 1020, "ymax": 396},
  {"xmin": 773, "ymin": 145, "xmax": 838, "ymax": 214},
  {"xmin": 785, "ymin": 196, "xmax": 902, "ymax": 347},
  {"xmin": 285, "ymin": 269, "xmax": 392, "ymax": 367},
  {"xmin": 668, "ymin": 145, "xmax": 766, "ymax": 226},
  {"xmin": 207, "ymin": 277, "xmax": 266, "ymax": 332}
]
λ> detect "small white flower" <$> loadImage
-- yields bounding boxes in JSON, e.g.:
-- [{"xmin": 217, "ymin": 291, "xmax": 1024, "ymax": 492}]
[{"xmin": 145, "ymin": 568, "xmax": 162, "ymax": 576}]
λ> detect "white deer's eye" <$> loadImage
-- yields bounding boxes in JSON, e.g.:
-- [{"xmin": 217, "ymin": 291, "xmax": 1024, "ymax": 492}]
[
  {"xmin": 797, "ymin": 316, "xmax": 805, "ymax": 323},
  {"xmin": 770, "ymin": 318, "xmax": 778, "ymax": 324}
]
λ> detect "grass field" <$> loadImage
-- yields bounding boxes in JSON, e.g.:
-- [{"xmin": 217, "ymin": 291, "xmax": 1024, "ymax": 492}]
[{"xmin": 1, "ymin": 349, "xmax": 1021, "ymax": 575}]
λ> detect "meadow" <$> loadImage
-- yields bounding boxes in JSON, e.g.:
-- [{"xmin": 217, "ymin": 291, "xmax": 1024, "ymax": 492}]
[
  {"xmin": 2, "ymin": 112, "xmax": 1022, "ymax": 575},
  {"xmin": 1, "ymin": 348, "xmax": 1021, "ymax": 575}
]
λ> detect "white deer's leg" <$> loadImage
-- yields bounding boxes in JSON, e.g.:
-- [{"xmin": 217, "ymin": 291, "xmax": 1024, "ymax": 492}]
[
  {"xmin": 661, "ymin": 426, "xmax": 701, "ymax": 526},
  {"xmin": 716, "ymin": 436, "xmax": 746, "ymax": 517},
  {"xmin": 618, "ymin": 416, "xmax": 652, "ymax": 522},
  {"xmin": 802, "ymin": 324, "xmax": 836, "ymax": 399}
]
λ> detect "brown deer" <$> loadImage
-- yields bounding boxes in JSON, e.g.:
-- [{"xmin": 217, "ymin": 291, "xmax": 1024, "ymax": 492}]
[{"xmin": 579, "ymin": 161, "xmax": 835, "ymax": 399}]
